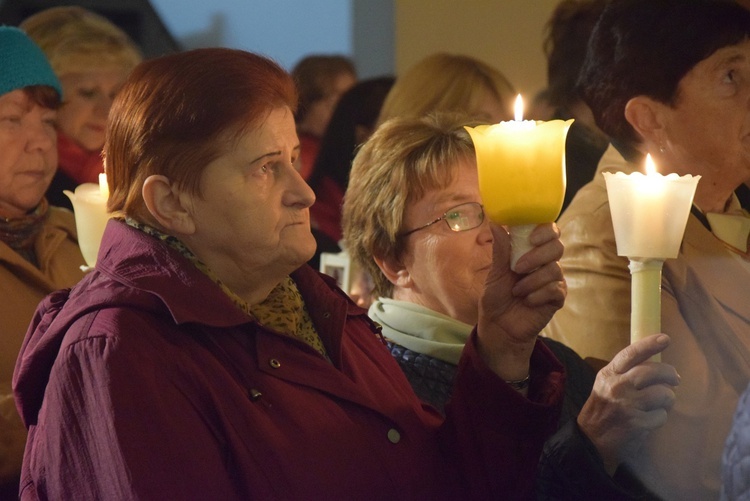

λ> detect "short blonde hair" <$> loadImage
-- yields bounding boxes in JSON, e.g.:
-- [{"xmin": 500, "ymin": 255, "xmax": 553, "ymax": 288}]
[
  {"xmin": 20, "ymin": 6, "xmax": 142, "ymax": 76},
  {"xmin": 377, "ymin": 53, "xmax": 515, "ymax": 126},
  {"xmin": 342, "ymin": 113, "xmax": 477, "ymax": 298}
]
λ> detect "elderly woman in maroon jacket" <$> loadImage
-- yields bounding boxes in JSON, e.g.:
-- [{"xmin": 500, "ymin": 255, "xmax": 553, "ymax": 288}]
[{"xmin": 13, "ymin": 48, "xmax": 571, "ymax": 500}]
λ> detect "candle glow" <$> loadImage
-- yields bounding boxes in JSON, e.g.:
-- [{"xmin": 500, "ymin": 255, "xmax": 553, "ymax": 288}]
[
  {"xmin": 465, "ymin": 94, "xmax": 572, "ymax": 270},
  {"xmin": 99, "ymin": 172, "xmax": 109, "ymax": 199},
  {"xmin": 604, "ymin": 155, "xmax": 699, "ymax": 259},
  {"xmin": 603, "ymin": 153, "xmax": 700, "ymax": 358},
  {"xmin": 464, "ymin": 96, "xmax": 571, "ymax": 225},
  {"xmin": 514, "ymin": 94, "xmax": 524, "ymax": 121}
]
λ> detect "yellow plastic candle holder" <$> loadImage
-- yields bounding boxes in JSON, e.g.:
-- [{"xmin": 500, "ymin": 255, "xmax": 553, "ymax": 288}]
[{"xmin": 465, "ymin": 116, "xmax": 572, "ymax": 271}]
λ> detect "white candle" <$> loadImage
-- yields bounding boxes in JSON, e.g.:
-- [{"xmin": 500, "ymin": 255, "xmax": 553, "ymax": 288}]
[
  {"xmin": 63, "ymin": 178, "xmax": 111, "ymax": 268},
  {"xmin": 603, "ymin": 154, "xmax": 700, "ymax": 358},
  {"xmin": 629, "ymin": 258, "xmax": 663, "ymax": 360},
  {"xmin": 604, "ymin": 155, "xmax": 699, "ymax": 259}
]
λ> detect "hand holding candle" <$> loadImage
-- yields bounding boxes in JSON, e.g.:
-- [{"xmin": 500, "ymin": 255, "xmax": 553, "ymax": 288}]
[
  {"xmin": 603, "ymin": 154, "xmax": 699, "ymax": 359},
  {"xmin": 465, "ymin": 95, "xmax": 572, "ymax": 271}
]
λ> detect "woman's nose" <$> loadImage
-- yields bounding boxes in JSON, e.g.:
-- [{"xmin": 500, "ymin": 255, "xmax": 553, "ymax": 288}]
[
  {"xmin": 26, "ymin": 119, "xmax": 55, "ymax": 153},
  {"xmin": 284, "ymin": 162, "xmax": 316, "ymax": 209},
  {"xmin": 478, "ymin": 218, "xmax": 493, "ymax": 244}
]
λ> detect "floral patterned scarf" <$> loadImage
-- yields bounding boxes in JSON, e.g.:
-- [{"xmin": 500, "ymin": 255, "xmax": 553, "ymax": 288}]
[{"xmin": 0, "ymin": 198, "xmax": 48, "ymax": 265}]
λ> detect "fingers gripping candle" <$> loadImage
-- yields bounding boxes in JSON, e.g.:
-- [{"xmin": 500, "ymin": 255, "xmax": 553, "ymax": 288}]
[{"xmin": 465, "ymin": 95, "xmax": 572, "ymax": 271}]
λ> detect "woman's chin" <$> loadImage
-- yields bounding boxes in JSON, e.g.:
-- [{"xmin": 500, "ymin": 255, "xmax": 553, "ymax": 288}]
[{"xmin": 289, "ymin": 235, "xmax": 318, "ymax": 269}]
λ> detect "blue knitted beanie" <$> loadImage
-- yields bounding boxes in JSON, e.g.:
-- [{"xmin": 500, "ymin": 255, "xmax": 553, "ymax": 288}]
[{"xmin": 0, "ymin": 26, "xmax": 62, "ymax": 98}]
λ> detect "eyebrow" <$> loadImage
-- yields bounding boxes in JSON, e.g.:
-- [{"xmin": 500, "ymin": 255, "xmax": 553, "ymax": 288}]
[
  {"xmin": 249, "ymin": 144, "xmax": 301, "ymax": 165},
  {"xmin": 429, "ymin": 193, "xmax": 476, "ymax": 210},
  {"xmin": 711, "ymin": 49, "xmax": 748, "ymax": 72}
]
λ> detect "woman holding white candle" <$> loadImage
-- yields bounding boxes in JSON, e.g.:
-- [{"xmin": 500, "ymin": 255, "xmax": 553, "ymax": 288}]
[
  {"xmin": 542, "ymin": 0, "xmax": 750, "ymax": 498},
  {"xmin": 343, "ymin": 112, "xmax": 680, "ymax": 499},
  {"xmin": 0, "ymin": 27, "xmax": 85, "ymax": 498}
]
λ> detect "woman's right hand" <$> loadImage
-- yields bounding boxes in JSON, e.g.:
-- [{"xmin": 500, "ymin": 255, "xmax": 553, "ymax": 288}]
[
  {"xmin": 576, "ymin": 333, "xmax": 680, "ymax": 475},
  {"xmin": 476, "ymin": 223, "xmax": 566, "ymax": 381}
]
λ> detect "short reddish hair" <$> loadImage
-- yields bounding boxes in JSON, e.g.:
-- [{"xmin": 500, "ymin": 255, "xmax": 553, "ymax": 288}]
[
  {"xmin": 105, "ymin": 48, "xmax": 297, "ymax": 223},
  {"xmin": 24, "ymin": 85, "xmax": 61, "ymax": 110}
]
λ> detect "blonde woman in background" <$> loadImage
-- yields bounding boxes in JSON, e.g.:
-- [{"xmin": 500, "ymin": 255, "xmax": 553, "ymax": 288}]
[
  {"xmin": 348, "ymin": 52, "xmax": 516, "ymax": 308},
  {"xmin": 376, "ymin": 52, "xmax": 516, "ymax": 126},
  {"xmin": 21, "ymin": 6, "xmax": 142, "ymax": 209}
]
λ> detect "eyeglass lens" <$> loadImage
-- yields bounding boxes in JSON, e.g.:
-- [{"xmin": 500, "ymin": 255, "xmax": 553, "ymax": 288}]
[{"xmin": 445, "ymin": 203, "xmax": 484, "ymax": 231}]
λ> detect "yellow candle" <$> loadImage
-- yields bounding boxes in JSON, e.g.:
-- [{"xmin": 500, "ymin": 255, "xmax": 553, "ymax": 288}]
[
  {"xmin": 465, "ymin": 95, "xmax": 571, "ymax": 270},
  {"xmin": 465, "ymin": 95, "xmax": 572, "ymax": 226}
]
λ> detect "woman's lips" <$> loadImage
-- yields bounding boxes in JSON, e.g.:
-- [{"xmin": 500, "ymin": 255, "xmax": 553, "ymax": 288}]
[{"xmin": 19, "ymin": 169, "xmax": 48, "ymax": 181}]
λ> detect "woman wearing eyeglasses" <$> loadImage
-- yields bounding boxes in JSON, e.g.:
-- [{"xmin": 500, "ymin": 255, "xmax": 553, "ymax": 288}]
[{"xmin": 343, "ymin": 112, "xmax": 680, "ymax": 499}]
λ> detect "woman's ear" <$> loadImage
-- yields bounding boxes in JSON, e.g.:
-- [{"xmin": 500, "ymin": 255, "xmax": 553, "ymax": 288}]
[
  {"xmin": 374, "ymin": 254, "xmax": 413, "ymax": 289},
  {"xmin": 624, "ymin": 96, "xmax": 666, "ymax": 145},
  {"xmin": 142, "ymin": 175, "xmax": 196, "ymax": 235}
]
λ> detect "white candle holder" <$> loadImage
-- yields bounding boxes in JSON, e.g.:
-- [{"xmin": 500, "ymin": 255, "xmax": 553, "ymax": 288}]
[
  {"xmin": 603, "ymin": 168, "xmax": 699, "ymax": 359},
  {"xmin": 64, "ymin": 183, "xmax": 110, "ymax": 269}
]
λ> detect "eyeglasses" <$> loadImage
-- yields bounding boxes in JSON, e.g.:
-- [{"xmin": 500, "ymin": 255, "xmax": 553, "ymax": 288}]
[{"xmin": 399, "ymin": 202, "xmax": 485, "ymax": 237}]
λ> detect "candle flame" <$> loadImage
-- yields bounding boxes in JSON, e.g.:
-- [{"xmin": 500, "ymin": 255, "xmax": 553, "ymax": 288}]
[
  {"xmin": 514, "ymin": 94, "xmax": 524, "ymax": 121},
  {"xmin": 645, "ymin": 154, "xmax": 658, "ymax": 175},
  {"xmin": 99, "ymin": 172, "xmax": 109, "ymax": 198}
]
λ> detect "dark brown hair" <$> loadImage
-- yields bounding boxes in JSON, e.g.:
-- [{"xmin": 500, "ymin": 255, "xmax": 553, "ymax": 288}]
[
  {"xmin": 579, "ymin": 0, "xmax": 750, "ymax": 147},
  {"xmin": 291, "ymin": 55, "xmax": 355, "ymax": 122},
  {"xmin": 23, "ymin": 85, "xmax": 62, "ymax": 110}
]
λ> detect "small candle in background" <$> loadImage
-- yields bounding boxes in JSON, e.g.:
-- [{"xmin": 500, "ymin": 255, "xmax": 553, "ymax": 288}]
[
  {"xmin": 64, "ymin": 175, "xmax": 112, "ymax": 268},
  {"xmin": 99, "ymin": 172, "xmax": 109, "ymax": 199}
]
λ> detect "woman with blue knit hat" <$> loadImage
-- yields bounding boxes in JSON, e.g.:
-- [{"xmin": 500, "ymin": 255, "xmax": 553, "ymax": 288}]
[{"xmin": 0, "ymin": 26, "xmax": 85, "ymax": 497}]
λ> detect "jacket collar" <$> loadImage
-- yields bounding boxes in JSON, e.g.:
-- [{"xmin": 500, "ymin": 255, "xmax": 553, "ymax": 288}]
[
  {"xmin": 96, "ymin": 219, "xmax": 369, "ymax": 330},
  {"xmin": 96, "ymin": 219, "xmax": 249, "ymax": 327}
]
